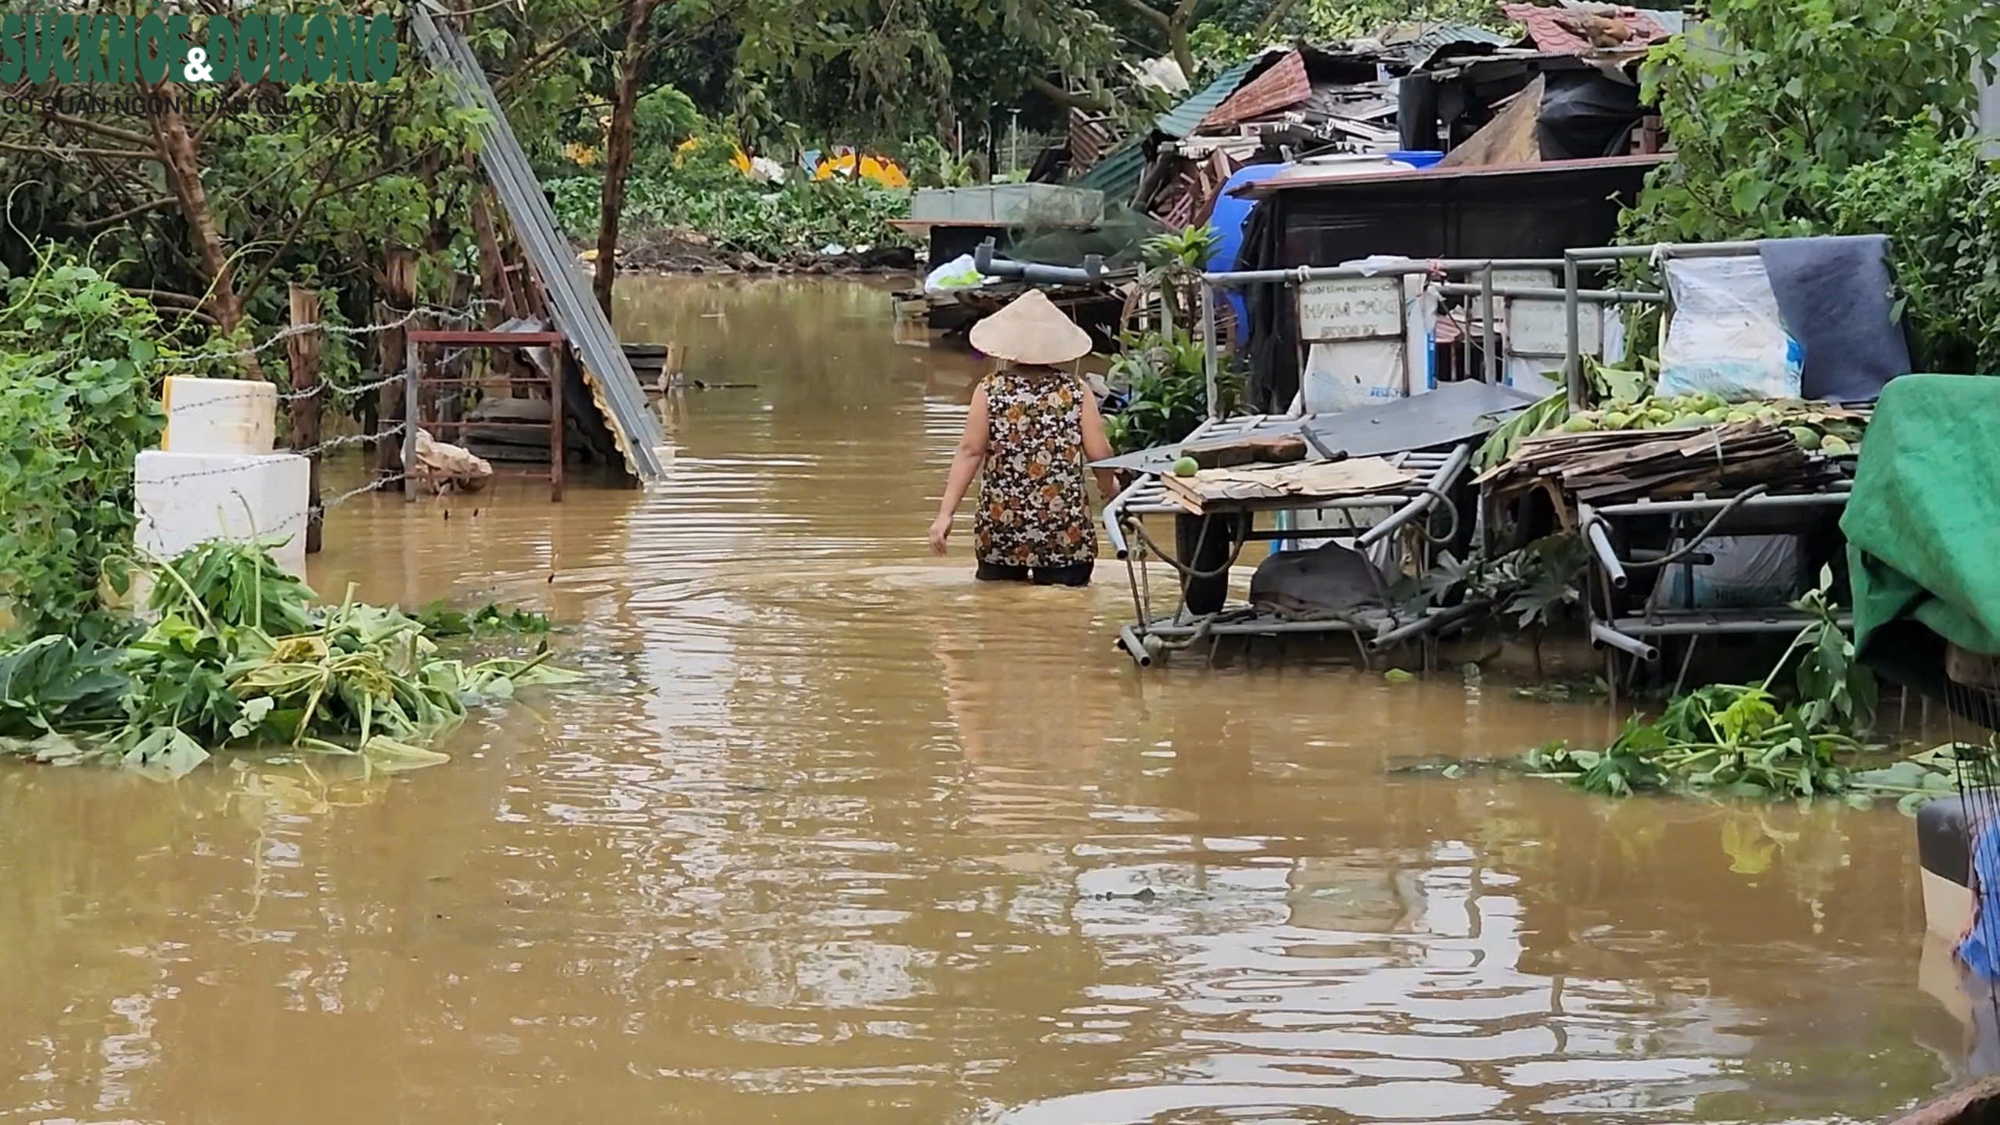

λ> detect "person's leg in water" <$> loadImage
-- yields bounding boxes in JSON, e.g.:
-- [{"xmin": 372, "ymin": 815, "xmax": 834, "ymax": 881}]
[
  {"xmin": 976, "ymin": 561, "xmax": 1032, "ymax": 582},
  {"xmin": 1029, "ymin": 561, "xmax": 1093, "ymax": 587}
]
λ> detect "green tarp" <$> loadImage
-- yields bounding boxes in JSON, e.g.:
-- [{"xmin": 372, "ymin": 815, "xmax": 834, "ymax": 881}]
[{"xmin": 1843, "ymin": 374, "xmax": 2000, "ymax": 698}]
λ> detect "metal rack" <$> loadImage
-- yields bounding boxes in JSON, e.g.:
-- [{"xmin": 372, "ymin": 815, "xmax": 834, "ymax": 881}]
[
  {"xmin": 1576, "ymin": 480, "xmax": 1854, "ymax": 688},
  {"xmin": 405, "ymin": 328, "xmax": 568, "ymax": 501},
  {"xmin": 1545, "ymin": 240, "xmax": 1862, "ymax": 685},
  {"xmin": 1104, "ymin": 416, "xmax": 1479, "ymax": 667}
]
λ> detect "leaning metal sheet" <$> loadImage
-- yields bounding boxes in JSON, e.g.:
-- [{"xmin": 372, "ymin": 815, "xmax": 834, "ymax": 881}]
[{"xmin": 411, "ymin": 3, "xmax": 665, "ymax": 481}]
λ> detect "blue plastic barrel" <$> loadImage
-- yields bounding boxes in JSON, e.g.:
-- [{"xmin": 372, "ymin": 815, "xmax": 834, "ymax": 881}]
[
  {"xmin": 1206, "ymin": 162, "xmax": 1288, "ymax": 340},
  {"xmin": 1387, "ymin": 149, "xmax": 1445, "ymax": 169}
]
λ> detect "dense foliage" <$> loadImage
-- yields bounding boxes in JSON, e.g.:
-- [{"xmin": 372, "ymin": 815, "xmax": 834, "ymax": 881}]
[
  {"xmin": 0, "ymin": 256, "xmax": 207, "ymax": 641},
  {"xmin": 1102, "ymin": 327, "xmax": 1244, "ymax": 452},
  {"xmin": 1626, "ymin": 0, "xmax": 2000, "ymax": 371},
  {"xmin": 548, "ymin": 172, "xmax": 913, "ymax": 262}
]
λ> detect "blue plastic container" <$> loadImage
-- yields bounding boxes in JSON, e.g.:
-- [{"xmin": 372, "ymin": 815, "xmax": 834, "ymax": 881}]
[{"xmin": 1387, "ymin": 149, "xmax": 1445, "ymax": 169}]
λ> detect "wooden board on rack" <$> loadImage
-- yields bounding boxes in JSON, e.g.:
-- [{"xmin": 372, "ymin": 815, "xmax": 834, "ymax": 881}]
[
  {"xmin": 1159, "ymin": 457, "xmax": 1415, "ymax": 514},
  {"xmin": 1476, "ymin": 420, "xmax": 1842, "ymax": 504}
]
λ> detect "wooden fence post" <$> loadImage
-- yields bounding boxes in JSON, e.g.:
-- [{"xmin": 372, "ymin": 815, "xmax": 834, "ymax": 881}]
[
  {"xmin": 375, "ymin": 244, "xmax": 417, "ymax": 482},
  {"xmin": 285, "ymin": 284, "xmax": 324, "ymax": 554}
]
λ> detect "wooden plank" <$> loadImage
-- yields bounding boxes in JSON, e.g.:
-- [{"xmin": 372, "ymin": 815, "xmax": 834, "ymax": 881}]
[{"xmin": 1159, "ymin": 457, "xmax": 1416, "ymax": 514}]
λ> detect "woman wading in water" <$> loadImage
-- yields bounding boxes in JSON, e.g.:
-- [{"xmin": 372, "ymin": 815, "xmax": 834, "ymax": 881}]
[{"xmin": 928, "ymin": 291, "xmax": 1120, "ymax": 586}]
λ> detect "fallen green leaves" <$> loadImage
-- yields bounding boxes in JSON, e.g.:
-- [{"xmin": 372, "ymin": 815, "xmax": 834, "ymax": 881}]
[
  {"xmin": 0, "ymin": 541, "xmax": 577, "ymax": 781},
  {"xmin": 1509, "ymin": 570, "xmax": 1963, "ymax": 811}
]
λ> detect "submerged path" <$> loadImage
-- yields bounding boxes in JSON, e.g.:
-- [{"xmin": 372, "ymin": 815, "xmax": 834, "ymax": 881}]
[{"xmin": 0, "ymin": 277, "xmax": 1948, "ymax": 1123}]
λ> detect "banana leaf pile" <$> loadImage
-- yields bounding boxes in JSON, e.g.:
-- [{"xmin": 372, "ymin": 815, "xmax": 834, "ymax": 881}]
[{"xmin": 0, "ymin": 541, "xmax": 577, "ymax": 779}]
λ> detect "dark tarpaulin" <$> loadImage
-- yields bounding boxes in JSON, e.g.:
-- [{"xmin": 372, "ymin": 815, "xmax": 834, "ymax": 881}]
[
  {"xmin": 1757, "ymin": 235, "xmax": 1912, "ymax": 402},
  {"xmin": 1536, "ymin": 71, "xmax": 1643, "ymax": 160},
  {"xmin": 1233, "ymin": 158, "xmax": 1655, "ymax": 412}
]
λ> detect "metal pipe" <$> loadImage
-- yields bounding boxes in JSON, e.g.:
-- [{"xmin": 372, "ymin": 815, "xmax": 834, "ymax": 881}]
[
  {"xmin": 1629, "ymin": 548, "xmax": 1714, "ymax": 566},
  {"xmin": 973, "ymin": 238, "xmax": 1106, "ymax": 285},
  {"xmin": 1608, "ymin": 614, "xmax": 1853, "ymax": 636},
  {"xmin": 1103, "ymin": 496, "xmax": 1131, "ymax": 559},
  {"xmin": 1436, "ymin": 283, "xmax": 1665, "ymax": 304},
  {"xmin": 1119, "ymin": 625, "xmax": 1154, "ymax": 667},
  {"xmin": 1357, "ymin": 443, "xmax": 1470, "ymax": 548},
  {"xmin": 1201, "ymin": 257, "xmax": 1564, "ymax": 287},
  {"xmin": 1366, "ymin": 599, "xmax": 1491, "ymax": 651},
  {"xmin": 1563, "ymin": 253, "xmax": 1582, "ymax": 411},
  {"xmin": 1591, "ymin": 490, "xmax": 1852, "ymax": 517},
  {"xmin": 1201, "ymin": 281, "xmax": 1220, "ymax": 421},
  {"xmin": 1580, "ymin": 506, "xmax": 1626, "ymax": 590},
  {"xmin": 1480, "ymin": 266, "xmax": 1497, "ymax": 384},
  {"xmin": 1591, "ymin": 621, "xmax": 1659, "ymax": 662},
  {"xmin": 1564, "ymin": 240, "xmax": 1763, "ymax": 263}
]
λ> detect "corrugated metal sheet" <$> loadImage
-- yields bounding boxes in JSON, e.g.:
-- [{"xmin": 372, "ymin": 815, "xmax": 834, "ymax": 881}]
[
  {"xmin": 1501, "ymin": 3, "xmax": 1670, "ymax": 55},
  {"xmin": 1072, "ymin": 55, "xmax": 1265, "ymax": 203},
  {"xmin": 1200, "ymin": 50, "xmax": 1309, "ymax": 129},
  {"xmin": 1386, "ymin": 20, "xmax": 1518, "ymax": 63},
  {"xmin": 410, "ymin": 3, "xmax": 665, "ymax": 481},
  {"xmin": 1072, "ymin": 140, "xmax": 1146, "ymax": 203},
  {"xmin": 1156, "ymin": 55, "xmax": 1261, "ymax": 139},
  {"xmin": 1069, "ymin": 108, "xmax": 1113, "ymax": 174}
]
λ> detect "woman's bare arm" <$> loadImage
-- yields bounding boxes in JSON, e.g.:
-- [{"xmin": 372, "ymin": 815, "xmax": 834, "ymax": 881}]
[
  {"xmin": 1078, "ymin": 388, "xmax": 1121, "ymax": 501},
  {"xmin": 930, "ymin": 384, "xmax": 990, "ymax": 554}
]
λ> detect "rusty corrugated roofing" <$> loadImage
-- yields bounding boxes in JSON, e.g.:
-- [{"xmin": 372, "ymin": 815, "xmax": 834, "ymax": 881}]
[
  {"xmin": 1156, "ymin": 55, "xmax": 1262, "ymax": 139},
  {"xmin": 1501, "ymin": 3, "xmax": 1671, "ymax": 55},
  {"xmin": 1199, "ymin": 50, "xmax": 1310, "ymax": 129}
]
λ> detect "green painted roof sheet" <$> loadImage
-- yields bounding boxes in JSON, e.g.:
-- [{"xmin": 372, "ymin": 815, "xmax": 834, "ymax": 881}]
[
  {"xmin": 1157, "ymin": 56, "xmax": 1262, "ymax": 139},
  {"xmin": 1073, "ymin": 140, "xmax": 1147, "ymax": 202},
  {"xmin": 1072, "ymin": 56, "xmax": 1264, "ymax": 203}
]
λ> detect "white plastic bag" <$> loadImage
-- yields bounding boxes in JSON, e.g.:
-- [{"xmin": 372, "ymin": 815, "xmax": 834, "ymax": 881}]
[
  {"xmin": 1660, "ymin": 535, "xmax": 1802, "ymax": 609},
  {"xmin": 1658, "ymin": 256, "xmax": 1802, "ymax": 401},
  {"xmin": 923, "ymin": 253, "xmax": 983, "ymax": 293}
]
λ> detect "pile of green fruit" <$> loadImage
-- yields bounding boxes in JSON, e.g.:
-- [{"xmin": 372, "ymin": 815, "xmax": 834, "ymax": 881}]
[{"xmin": 1556, "ymin": 393, "xmax": 1864, "ymax": 455}]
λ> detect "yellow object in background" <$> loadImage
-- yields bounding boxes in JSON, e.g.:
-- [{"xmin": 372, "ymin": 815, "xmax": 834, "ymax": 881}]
[{"xmin": 814, "ymin": 150, "xmax": 909, "ymax": 188}]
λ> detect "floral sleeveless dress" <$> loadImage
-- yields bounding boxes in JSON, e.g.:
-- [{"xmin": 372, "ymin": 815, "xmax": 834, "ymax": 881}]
[{"xmin": 975, "ymin": 367, "xmax": 1098, "ymax": 568}]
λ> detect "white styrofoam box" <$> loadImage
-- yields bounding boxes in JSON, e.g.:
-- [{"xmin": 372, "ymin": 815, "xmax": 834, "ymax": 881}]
[
  {"xmin": 161, "ymin": 376, "xmax": 278, "ymax": 455},
  {"xmin": 134, "ymin": 450, "xmax": 310, "ymax": 576}
]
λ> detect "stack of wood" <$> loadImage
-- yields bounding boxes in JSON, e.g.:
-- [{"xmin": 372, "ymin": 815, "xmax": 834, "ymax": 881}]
[
  {"xmin": 1161, "ymin": 456, "xmax": 1415, "ymax": 514},
  {"xmin": 1477, "ymin": 421, "xmax": 1841, "ymax": 504}
]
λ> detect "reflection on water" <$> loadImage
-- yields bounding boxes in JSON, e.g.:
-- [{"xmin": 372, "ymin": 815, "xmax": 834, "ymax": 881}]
[{"xmin": 0, "ymin": 277, "xmax": 1953, "ymax": 1123}]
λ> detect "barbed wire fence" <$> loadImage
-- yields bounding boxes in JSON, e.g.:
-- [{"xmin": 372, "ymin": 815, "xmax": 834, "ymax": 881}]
[{"xmin": 135, "ymin": 296, "xmax": 524, "ymax": 553}]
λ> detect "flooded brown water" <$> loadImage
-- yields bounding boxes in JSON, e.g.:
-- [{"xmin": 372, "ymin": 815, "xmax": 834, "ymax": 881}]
[{"xmin": 0, "ymin": 276, "xmax": 1966, "ymax": 1123}]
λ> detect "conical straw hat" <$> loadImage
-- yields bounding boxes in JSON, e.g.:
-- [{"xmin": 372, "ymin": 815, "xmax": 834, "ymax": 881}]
[{"xmin": 968, "ymin": 289, "xmax": 1094, "ymax": 365}]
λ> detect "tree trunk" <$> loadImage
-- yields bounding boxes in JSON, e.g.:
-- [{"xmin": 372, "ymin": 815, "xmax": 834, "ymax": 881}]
[
  {"xmin": 594, "ymin": 0, "xmax": 661, "ymax": 318},
  {"xmin": 285, "ymin": 285, "xmax": 324, "ymax": 553},
  {"xmin": 375, "ymin": 245, "xmax": 418, "ymax": 482},
  {"xmin": 147, "ymin": 83, "xmax": 261, "ymax": 378},
  {"xmin": 469, "ymin": 182, "xmax": 520, "ymax": 317}
]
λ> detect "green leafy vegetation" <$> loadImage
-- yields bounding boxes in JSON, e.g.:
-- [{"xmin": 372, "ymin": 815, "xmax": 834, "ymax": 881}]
[
  {"xmin": 1515, "ymin": 573, "xmax": 1963, "ymax": 809},
  {"xmin": 0, "ymin": 541, "xmax": 577, "ymax": 780},
  {"xmin": 1102, "ymin": 327, "xmax": 1243, "ymax": 453},
  {"xmin": 547, "ymin": 172, "xmax": 914, "ymax": 263},
  {"xmin": 1, "ymin": 257, "xmax": 179, "ymax": 641},
  {"xmin": 414, "ymin": 601, "xmax": 554, "ymax": 638}
]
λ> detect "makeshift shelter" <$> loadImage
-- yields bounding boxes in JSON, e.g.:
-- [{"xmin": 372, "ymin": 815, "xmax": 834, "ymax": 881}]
[{"xmin": 1230, "ymin": 155, "xmax": 1660, "ymax": 411}]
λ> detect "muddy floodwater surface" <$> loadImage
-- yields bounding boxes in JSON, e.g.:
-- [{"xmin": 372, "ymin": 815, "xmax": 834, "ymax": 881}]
[{"xmin": 0, "ymin": 278, "xmax": 1965, "ymax": 1124}]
